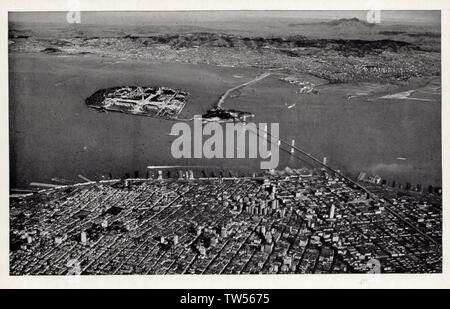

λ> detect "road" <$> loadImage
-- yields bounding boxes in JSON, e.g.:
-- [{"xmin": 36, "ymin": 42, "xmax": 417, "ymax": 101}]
[{"xmin": 216, "ymin": 72, "xmax": 272, "ymax": 108}]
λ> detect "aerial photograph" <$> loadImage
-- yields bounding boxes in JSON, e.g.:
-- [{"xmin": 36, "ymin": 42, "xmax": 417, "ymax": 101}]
[{"xmin": 9, "ymin": 10, "xmax": 441, "ymax": 275}]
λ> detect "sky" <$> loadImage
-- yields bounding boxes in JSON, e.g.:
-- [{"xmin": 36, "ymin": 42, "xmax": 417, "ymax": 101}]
[{"xmin": 9, "ymin": 10, "xmax": 441, "ymax": 26}]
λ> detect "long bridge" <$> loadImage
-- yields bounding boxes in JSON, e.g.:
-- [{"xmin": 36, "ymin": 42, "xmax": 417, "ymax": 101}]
[{"xmin": 247, "ymin": 124, "xmax": 440, "ymax": 248}]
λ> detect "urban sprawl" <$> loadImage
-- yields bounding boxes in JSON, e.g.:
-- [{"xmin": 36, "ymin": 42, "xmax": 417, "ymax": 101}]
[{"xmin": 10, "ymin": 168, "xmax": 441, "ymax": 275}]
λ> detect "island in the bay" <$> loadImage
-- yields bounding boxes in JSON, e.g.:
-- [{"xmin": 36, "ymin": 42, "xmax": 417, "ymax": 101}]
[
  {"xmin": 201, "ymin": 107, "xmax": 255, "ymax": 123},
  {"xmin": 86, "ymin": 86, "xmax": 255, "ymax": 123},
  {"xmin": 85, "ymin": 86, "xmax": 189, "ymax": 120}
]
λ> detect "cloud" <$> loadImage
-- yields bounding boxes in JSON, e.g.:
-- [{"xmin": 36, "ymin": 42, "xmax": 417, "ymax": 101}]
[{"xmin": 369, "ymin": 162, "xmax": 413, "ymax": 174}]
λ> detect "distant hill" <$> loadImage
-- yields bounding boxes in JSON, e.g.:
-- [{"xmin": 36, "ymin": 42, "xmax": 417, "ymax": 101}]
[
  {"xmin": 122, "ymin": 32, "xmax": 416, "ymax": 56},
  {"xmin": 289, "ymin": 17, "xmax": 376, "ymax": 28},
  {"xmin": 323, "ymin": 17, "xmax": 376, "ymax": 27}
]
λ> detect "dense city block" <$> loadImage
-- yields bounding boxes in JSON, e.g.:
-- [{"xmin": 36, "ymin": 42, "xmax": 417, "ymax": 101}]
[{"xmin": 10, "ymin": 168, "xmax": 441, "ymax": 275}]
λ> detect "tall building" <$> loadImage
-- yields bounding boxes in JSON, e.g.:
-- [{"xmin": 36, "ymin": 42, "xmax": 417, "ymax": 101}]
[
  {"xmin": 210, "ymin": 237, "xmax": 218, "ymax": 247},
  {"xmin": 271, "ymin": 199, "xmax": 279, "ymax": 210},
  {"xmin": 199, "ymin": 246, "xmax": 206, "ymax": 256},
  {"xmin": 220, "ymin": 226, "xmax": 227, "ymax": 238},
  {"xmin": 80, "ymin": 231, "xmax": 87, "ymax": 244},
  {"xmin": 283, "ymin": 256, "xmax": 293, "ymax": 268},
  {"xmin": 329, "ymin": 204, "xmax": 335, "ymax": 219},
  {"xmin": 405, "ymin": 182, "xmax": 411, "ymax": 191},
  {"xmin": 265, "ymin": 232, "xmax": 272, "ymax": 244},
  {"xmin": 260, "ymin": 200, "xmax": 266, "ymax": 209},
  {"xmin": 101, "ymin": 219, "xmax": 108, "ymax": 228},
  {"xmin": 54, "ymin": 234, "xmax": 66, "ymax": 245},
  {"xmin": 271, "ymin": 185, "xmax": 277, "ymax": 194}
]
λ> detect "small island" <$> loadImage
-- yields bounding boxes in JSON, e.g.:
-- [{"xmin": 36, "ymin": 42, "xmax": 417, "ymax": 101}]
[
  {"xmin": 85, "ymin": 86, "xmax": 189, "ymax": 120},
  {"xmin": 201, "ymin": 107, "xmax": 255, "ymax": 123}
]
